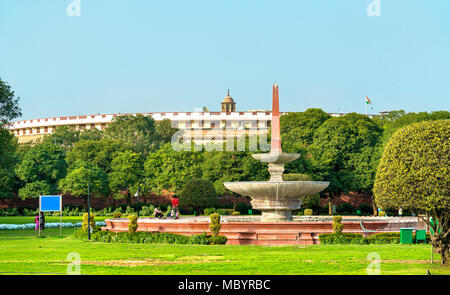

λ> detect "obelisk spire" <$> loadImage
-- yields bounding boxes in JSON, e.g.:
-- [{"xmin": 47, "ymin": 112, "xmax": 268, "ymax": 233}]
[{"xmin": 271, "ymin": 82, "xmax": 282, "ymax": 154}]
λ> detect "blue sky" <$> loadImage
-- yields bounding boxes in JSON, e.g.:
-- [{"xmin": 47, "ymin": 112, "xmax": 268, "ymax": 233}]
[{"xmin": 1, "ymin": 0, "xmax": 449, "ymax": 120}]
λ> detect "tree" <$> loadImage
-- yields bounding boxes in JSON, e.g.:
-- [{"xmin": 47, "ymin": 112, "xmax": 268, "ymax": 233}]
[
  {"xmin": 0, "ymin": 78, "xmax": 22, "ymax": 124},
  {"xmin": 155, "ymin": 119, "xmax": 178, "ymax": 147},
  {"xmin": 374, "ymin": 120, "xmax": 449, "ymax": 264},
  {"xmin": 43, "ymin": 126, "xmax": 80, "ymax": 151},
  {"xmin": 104, "ymin": 114, "xmax": 157, "ymax": 155},
  {"xmin": 79, "ymin": 128, "xmax": 104, "ymax": 141},
  {"xmin": 0, "ymin": 128, "xmax": 18, "ymax": 198},
  {"xmin": 109, "ymin": 151, "xmax": 144, "ymax": 205},
  {"xmin": 66, "ymin": 138, "xmax": 124, "ymax": 173},
  {"xmin": 309, "ymin": 113, "xmax": 382, "ymax": 214},
  {"xmin": 58, "ymin": 163, "xmax": 109, "ymax": 209},
  {"xmin": 282, "ymin": 173, "xmax": 320, "ymax": 213},
  {"xmin": 180, "ymin": 178, "xmax": 218, "ymax": 215},
  {"xmin": 143, "ymin": 143, "xmax": 203, "ymax": 194},
  {"xmin": 15, "ymin": 142, "xmax": 67, "ymax": 199}
]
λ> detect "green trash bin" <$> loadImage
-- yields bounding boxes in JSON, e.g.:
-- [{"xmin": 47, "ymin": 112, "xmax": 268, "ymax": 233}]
[
  {"xmin": 400, "ymin": 228, "xmax": 413, "ymax": 244},
  {"xmin": 248, "ymin": 209, "xmax": 252, "ymax": 215},
  {"xmin": 415, "ymin": 229, "xmax": 427, "ymax": 244}
]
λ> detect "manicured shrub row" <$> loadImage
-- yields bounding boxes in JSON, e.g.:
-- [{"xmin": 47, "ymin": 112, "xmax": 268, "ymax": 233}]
[
  {"xmin": 319, "ymin": 232, "xmax": 431, "ymax": 245},
  {"xmin": 82, "ymin": 230, "xmax": 227, "ymax": 245},
  {"xmin": 204, "ymin": 208, "xmax": 240, "ymax": 216}
]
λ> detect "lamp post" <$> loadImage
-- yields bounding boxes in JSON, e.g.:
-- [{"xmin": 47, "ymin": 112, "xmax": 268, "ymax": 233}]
[{"xmin": 87, "ymin": 163, "xmax": 92, "ymax": 240}]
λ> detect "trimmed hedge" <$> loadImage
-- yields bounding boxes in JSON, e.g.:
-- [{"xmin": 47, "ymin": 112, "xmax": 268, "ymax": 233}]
[
  {"xmin": 319, "ymin": 232, "xmax": 431, "ymax": 245},
  {"xmin": 83, "ymin": 231, "xmax": 227, "ymax": 245}
]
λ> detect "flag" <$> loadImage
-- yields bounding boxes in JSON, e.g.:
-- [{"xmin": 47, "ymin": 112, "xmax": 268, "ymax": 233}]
[{"xmin": 366, "ymin": 96, "xmax": 373, "ymax": 110}]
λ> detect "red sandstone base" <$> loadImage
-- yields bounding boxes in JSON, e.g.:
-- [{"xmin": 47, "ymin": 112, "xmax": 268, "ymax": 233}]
[{"xmin": 103, "ymin": 217, "xmax": 417, "ymax": 245}]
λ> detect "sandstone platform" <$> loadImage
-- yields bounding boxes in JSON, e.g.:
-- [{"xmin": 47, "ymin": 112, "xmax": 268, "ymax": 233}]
[{"xmin": 102, "ymin": 216, "xmax": 418, "ymax": 245}]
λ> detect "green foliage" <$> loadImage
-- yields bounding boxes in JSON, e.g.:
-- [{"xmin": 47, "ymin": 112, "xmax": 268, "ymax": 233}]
[
  {"xmin": 109, "ymin": 151, "xmax": 144, "ymax": 202},
  {"xmin": 204, "ymin": 208, "xmax": 216, "ymax": 216},
  {"xmin": 104, "ymin": 114, "xmax": 158, "ymax": 154},
  {"xmin": 336, "ymin": 203, "xmax": 355, "ymax": 215},
  {"xmin": 209, "ymin": 213, "xmax": 221, "ymax": 237},
  {"xmin": 319, "ymin": 233, "xmax": 366, "ymax": 244},
  {"xmin": 180, "ymin": 178, "xmax": 218, "ymax": 214},
  {"xmin": 43, "ymin": 126, "xmax": 80, "ymax": 151},
  {"xmin": 0, "ymin": 128, "xmax": 18, "ymax": 198},
  {"xmin": 208, "ymin": 235, "xmax": 227, "ymax": 245},
  {"xmin": 232, "ymin": 211, "xmax": 240, "ymax": 216},
  {"xmin": 378, "ymin": 211, "xmax": 386, "ymax": 217},
  {"xmin": 90, "ymin": 231, "xmax": 210, "ymax": 245},
  {"xmin": 127, "ymin": 214, "xmax": 138, "ymax": 233},
  {"xmin": 15, "ymin": 142, "xmax": 67, "ymax": 199},
  {"xmin": 140, "ymin": 206, "xmax": 154, "ymax": 216},
  {"xmin": 81, "ymin": 213, "xmax": 95, "ymax": 232},
  {"xmin": 332, "ymin": 216, "xmax": 343, "ymax": 234},
  {"xmin": 144, "ymin": 143, "xmax": 203, "ymax": 194},
  {"xmin": 0, "ymin": 78, "xmax": 22, "ymax": 123},
  {"xmin": 155, "ymin": 119, "xmax": 178, "ymax": 147},
  {"xmin": 374, "ymin": 120, "xmax": 449, "ymax": 264},
  {"xmin": 304, "ymin": 209, "xmax": 313, "ymax": 216}
]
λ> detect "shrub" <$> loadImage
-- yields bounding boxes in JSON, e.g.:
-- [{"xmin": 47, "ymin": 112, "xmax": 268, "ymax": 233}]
[
  {"xmin": 232, "ymin": 211, "xmax": 240, "ymax": 216},
  {"xmin": 208, "ymin": 235, "xmax": 227, "ymax": 245},
  {"xmin": 127, "ymin": 215, "xmax": 138, "ymax": 233},
  {"xmin": 337, "ymin": 203, "xmax": 355, "ymax": 215},
  {"xmin": 82, "ymin": 213, "xmax": 95, "ymax": 232},
  {"xmin": 365, "ymin": 233, "xmax": 399, "ymax": 244},
  {"xmin": 209, "ymin": 213, "xmax": 221, "ymax": 237},
  {"xmin": 90, "ymin": 231, "xmax": 210, "ymax": 245},
  {"xmin": 235, "ymin": 202, "xmax": 251, "ymax": 214},
  {"xmin": 357, "ymin": 204, "xmax": 373, "ymax": 215},
  {"xmin": 180, "ymin": 178, "xmax": 218, "ymax": 215},
  {"xmin": 319, "ymin": 233, "xmax": 366, "ymax": 244},
  {"xmin": 189, "ymin": 232, "xmax": 209, "ymax": 245},
  {"xmin": 204, "ymin": 208, "xmax": 216, "ymax": 216},
  {"xmin": 140, "ymin": 206, "xmax": 154, "ymax": 216},
  {"xmin": 332, "ymin": 216, "xmax": 343, "ymax": 234},
  {"xmin": 378, "ymin": 211, "xmax": 386, "ymax": 217},
  {"xmin": 304, "ymin": 209, "xmax": 313, "ymax": 216},
  {"xmin": 113, "ymin": 212, "xmax": 122, "ymax": 218}
]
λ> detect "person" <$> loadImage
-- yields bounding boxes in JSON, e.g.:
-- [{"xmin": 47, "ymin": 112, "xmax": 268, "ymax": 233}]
[
  {"xmin": 39, "ymin": 212, "xmax": 45, "ymax": 230},
  {"xmin": 35, "ymin": 213, "xmax": 39, "ymax": 231},
  {"xmin": 154, "ymin": 207, "xmax": 163, "ymax": 218},
  {"xmin": 171, "ymin": 195, "xmax": 179, "ymax": 220}
]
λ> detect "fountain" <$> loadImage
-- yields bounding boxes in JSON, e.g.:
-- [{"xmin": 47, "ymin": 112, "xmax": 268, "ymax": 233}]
[{"xmin": 224, "ymin": 83, "xmax": 329, "ymax": 222}]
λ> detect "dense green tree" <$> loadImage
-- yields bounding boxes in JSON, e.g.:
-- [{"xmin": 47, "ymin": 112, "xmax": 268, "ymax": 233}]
[
  {"xmin": 0, "ymin": 78, "xmax": 22, "ymax": 124},
  {"xmin": 43, "ymin": 126, "xmax": 80, "ymax": 151},
  {"xmin": 143, "ymin": 143, "xmax": 203, "ymax": 194},
  {"xmin": 309, "ymin": 113, "xmax": 382, "ymax": 214},
  {"xmin": 15, "ymin": 142, "xmax": 67, "ymax": 199},
  {"xmin": 180, "ymin": 178, "xmax": 218, "ymax": 215},
  {"xmin": 104, "ymin": 114, "xmax": 157, "ymax": 154},
  {"xmin": 282, "ymin": 173, "xmax": 320, "ymax": 212},
  {"xmin": 0, "ymin": 128, "xmax": 18, "ymax": 198},
  {"xmin": 374, "ymin": 120, "xmax": 449, "ymax": 264},
  {"xmin": 155, "ymin": 119, "xmax": 178, "ymax": 147},
  {"xmin": 66, "ymin": 139, "xmax": 124, "ymax": 173},
  {"xmin": 109, "ymin": 151, "xmax": 144, "ymax": 204},
  {"xmin": 58, "ymin": 163, "xmax": 109, "ymax": 209},
  {"xmin": 79, "ymin": 128, "xmax": 104, "ymax": 141}
]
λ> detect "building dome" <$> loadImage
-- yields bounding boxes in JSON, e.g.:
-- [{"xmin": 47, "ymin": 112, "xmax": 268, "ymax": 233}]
[{"xmin": 221, "ymin": 89, "xmax": 236, "ymax": 112}]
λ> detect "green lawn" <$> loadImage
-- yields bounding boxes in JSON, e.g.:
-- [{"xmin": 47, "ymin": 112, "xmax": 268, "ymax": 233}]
[{"xmin": 0, "ymin": 227, "xmax": 448, "ymax": 275}]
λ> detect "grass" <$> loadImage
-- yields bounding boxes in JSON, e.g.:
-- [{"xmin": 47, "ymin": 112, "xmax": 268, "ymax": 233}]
[{"xmin": 0, "ymin": 226, "xmax": 448, "ymax": 275}]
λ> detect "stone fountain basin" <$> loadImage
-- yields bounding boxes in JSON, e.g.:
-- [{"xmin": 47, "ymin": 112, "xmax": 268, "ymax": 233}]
[
  {"xmin": 252, "ymin": 153, "xmax": 300, "ymax": 164},
  {"xmin": 224, "ymin": 181, "xmax": 330, "ymax": 198}
]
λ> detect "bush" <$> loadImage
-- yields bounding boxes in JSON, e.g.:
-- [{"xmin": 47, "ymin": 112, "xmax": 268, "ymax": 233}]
[
  {"xmin": 304, "ymin": 209, "xmax": 313, "ymax": 216},
  {"xmin": 140, "ymin": 206, "xmax": 154, "ymax": 216},
  {"xmin": 82, "ymin": 213, "xmax": 95, "ymax": 232},
  {"xmin": 378, "ymin": 211, "xmax": 386, "ymax": 217},
  {"xmin": 209, "ymin": 213, "xmax": 221, "ymax": 237},
  {"xmin": 127, "ymin": 215, "xmax": 138, "ymax": 233},
  {"xmin": 180, "ymin": 178, "xmax": 218, "ymax": 215},
  {"xmin": 232, "ymin": 211, "xmax": 240, "ymax": 216},
  {"xmin": 365, "ymin": 233, "xmax": 400, "ymax": 244},
  {"xmin": 319, "ymin": 233, "xmax": 366, "ymax": 244},
  {"xmin": 337, "ymin": 203, "xmax": 355, "ymax": 215},
  {"xmin": 357, "ymin": 204, "xmax": 373, "ymax": 215},
  {"xmin": 113, "ymin": 212, "xmax": 122, "ymax": 218},
  {"xmin": 90, "ymin": 231, "xmax": 211, "ymax": 245},
  {"xmin": 204, "ymin": 208, "xmax": 216, "ymax": 216},
  {"xmin": 235, "ymin": 202, "xmax": 251, "ymax": 214},
  {"xmin": 332, "ymin": 216, "xmax": 343, "ymax": 234},
  {"xmin": 208, "ymin": 235, "xmax": 227, "ymax": 245}
]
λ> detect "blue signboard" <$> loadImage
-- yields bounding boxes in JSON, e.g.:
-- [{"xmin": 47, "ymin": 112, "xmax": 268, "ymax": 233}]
[{"xmin": 40, "ymin": 195, "xmax": 62, "ymax": 212}]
